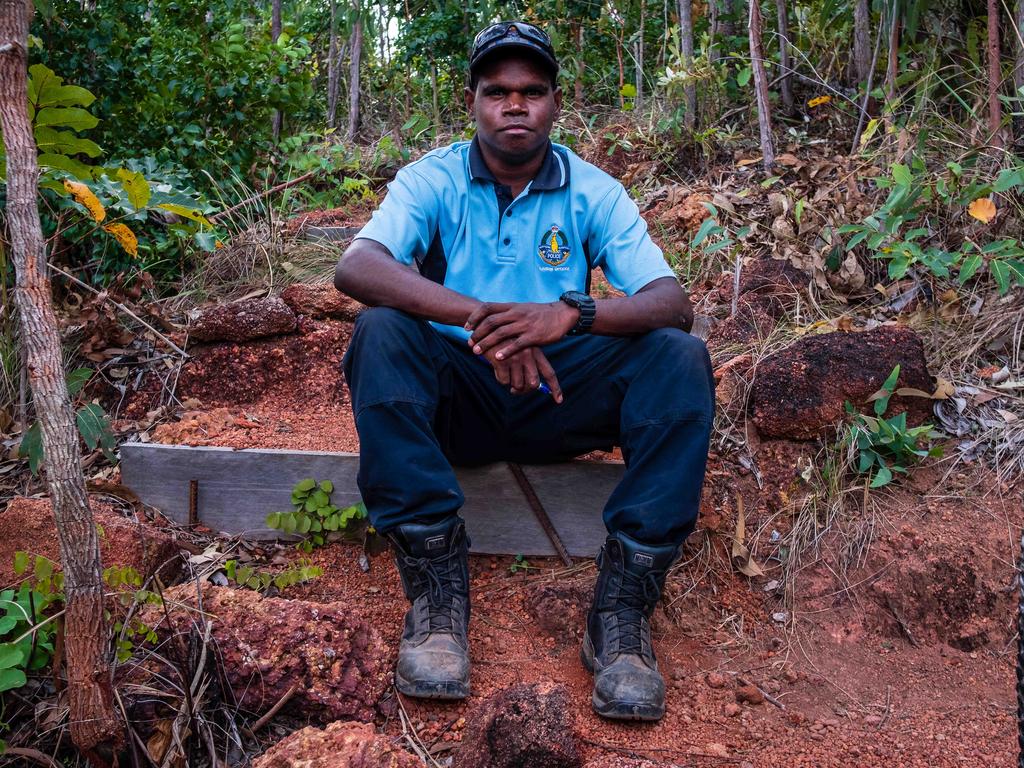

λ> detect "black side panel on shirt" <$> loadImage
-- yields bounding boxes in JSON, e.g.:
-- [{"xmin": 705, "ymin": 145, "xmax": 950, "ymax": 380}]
[
  {"xmin": 415, "ymin": 227, "xmax": 448, "ymax": 285},
  {"xmin": 583, "ymin": 241, "xmax": 593, "ymax": 294}
]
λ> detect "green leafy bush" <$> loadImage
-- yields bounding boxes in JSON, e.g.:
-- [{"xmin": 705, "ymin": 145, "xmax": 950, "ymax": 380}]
[
  {"xmin": 18, "ymin": 367, "xmax": 117, "ymax": 475},
  {"xmin": 845, "ymin": 365, "xmax": 943, "ymax": 488},
  {"xmin": 836, "ymin": 161, "xmax": 1024, "ymax": 293},
  {"xmin": 266, "ymin": 479, "xmax": 367, "ymax": 553},
  {"xmin": 224, "ymin": 558, "xmax": 323, "ymax": 592}
]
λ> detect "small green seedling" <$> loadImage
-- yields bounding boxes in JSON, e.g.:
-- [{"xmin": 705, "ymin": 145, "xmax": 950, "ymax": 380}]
[
  {"xmin": 508, "ymin": 554, "xmax": 532, "ymax": 574},
  {"xmin": 266, "ymin": 478, "xmax": 367, "ymax": 552},
  {"xmin": 846, "ymin": 365, "xmax": 943, "ymax": 488},
  {"xmin": 224, "ymin": 558, "xmax": 323, "ymax": 592}
]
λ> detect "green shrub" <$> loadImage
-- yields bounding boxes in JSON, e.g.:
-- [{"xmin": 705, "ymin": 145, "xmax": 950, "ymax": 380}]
[
  {"xmin": 836, "ymin": 161, "xmax": 1024, "ymax": 293},
  {"xmin": 266, "ymin": 478, "xmax": 367, "ymax": 553},
  {"xmin": 845, "ymin": 365, "xmax": 943, "ymax": 488}
]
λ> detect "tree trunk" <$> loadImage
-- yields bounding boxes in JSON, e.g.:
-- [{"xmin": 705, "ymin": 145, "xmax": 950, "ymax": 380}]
[
  {"xmin": 775, "ymin": 0, "xmax": 793, "ymax": 113},
  {"xmin": 271, "ymin": 0, "xmax": 282, "ymax": 141},
  {"xmin": 615, "ymin": 25, "xmax": 625, "ymax": 107},
  {"xmin": 430, "ymin": 59, "xmax": 439, "ymax": 129},
  {"xmin": 720, "ymin": 0, "xmax": 736, "ymax": 38},
  {"xmin": 987, "ymin": 0, "xmax": 1003, "ymax": 148},
  {"xmin": 1014, "ymin": 0, "xmax": 1024, "ymax": 140},
  {"xmin": 853, "ymin": 0, "xmax": 871, "ymax": 85},
  {"xmin": 678, "ymin": 0, "xmax": 697, "ymax": 127},
  {"xmin": 636, "ymin": 0, "xmax": 645, "ymax": 110},
  {"xmin": 884, "ymin": 0, "xmax": 898, "ymax": 104},
  {"xmin": 346, "ymin": 16, "xmax": 362, "ymax": 141},
  {"xmin": 326, "ymin": 0, "xmax": 339, "ymax": 128},
  {"xmin": 749, "ymin": 0, "xmax": 775, "ymax": 168},
  {"xmin": 0, "ymin": 0, "xmax": 121, "ymax": 762},
  {"xmin": 574, "ymin": 23, "xmax": 585, "ymax": 109},
  {"xmin": 708, "ymin": 0, "xmax": 719, "ymax": 62}
]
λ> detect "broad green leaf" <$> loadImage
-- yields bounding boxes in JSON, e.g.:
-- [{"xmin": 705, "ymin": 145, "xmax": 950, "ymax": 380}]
[
  {"xmin": 28, "ymin": 63, "xmax": 93, "ymax": 110},
  {"xmin": 193, "ymin": 231, "xmax": 219, "ymax": 252},
  {"xmin": 891, "ymin": 163, "xmax": 912, "ymax": 188},
  {"xmin": 34, "ymin": 556, "xmax": 52, "ymax": 583},
  {"xmin": 991, "ymin": 260, "xmax": 1011, "ymax": 293},
  {"xmin": 34, "ymin": 127, "xmax": 101, "ymax": 157},
  {"xmin": 993, "ymin": 168, "xmax": 1024, "ymax": 193},
  {"xmin": 703, "ymin": 239, "xmax": 734, "ymax": 254},
  {"xmin": 156, "ymin": 202, "xmax": 212, "ymax": 226},
  {"xmin": 116, "ymin": 169, "xmax": 150, "ymax": 209},
  {"xmin": 18, "ymin": 421, "xmax": 43, "ymax": 475},
  {"xmin": 319, "ymin": 480, "xmax": 333, "ymax": 494},
  {"xmin": 736, "ymin": 67, "xmax": 752, "ymax": 87},
  {"xmin": 691, "ymin": 217, "xmax": 719, "ymax": 248},
  {"xmin": 294, "ymin": 478, "xmax": 316, "ymax": 493},
  {"xmin": 38, "ymin": 154, "xmax": 94, "ymax": 179},
  {"xmin": 266, "ymin": 512, "xmax": 281, "ymax": 529},
  {"xmin": 870, "ymin": 464, "xmax": 893, "ymax": 487},
  {"xmin": 12, "ymin": 551, "xmax": 29, "ymax": 576},
  {"xmin": 66, "ymin": 367, "xmax": 92, "ymax": 396},
  {"xmin": 0, "ymin": 647, "xmax": 20, "ymax": 671},
  {"xmin": 0, "ymin": 668, "xmax": 26, "ymax": 693},
  {"xmin": 0, "ymin": 617, "xmax": 16, "ymax": 635},
  {"xmin": 76, "ymin": 403, "xmax": 111, "ymax": 452},
  {"xmin": 311, "ymin": 490, "xmax": 329, "ymax": 508},
  {"xmin": 35, "ymin": 107, "xmax": 99, "ymax": 132}
]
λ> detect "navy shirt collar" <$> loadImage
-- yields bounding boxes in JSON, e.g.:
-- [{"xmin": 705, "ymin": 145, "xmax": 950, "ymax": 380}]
[{"xmin": 468, "ymin": 136, "xmax": 569, "ymax": 191}]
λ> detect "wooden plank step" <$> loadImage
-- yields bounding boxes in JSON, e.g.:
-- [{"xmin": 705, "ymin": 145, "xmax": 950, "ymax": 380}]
[{"xmin": 120, "ymin": 443, "xmax": 624, "ymax": 557}]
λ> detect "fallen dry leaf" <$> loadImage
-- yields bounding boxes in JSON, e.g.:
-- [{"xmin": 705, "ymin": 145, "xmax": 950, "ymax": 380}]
[
  {"xmin": 731, "ymin": 495, "xmax": 765, "ymax": 578},
  {"xmin": 968, "ymin": 197, "xmax": 997, "ymax": 223}
]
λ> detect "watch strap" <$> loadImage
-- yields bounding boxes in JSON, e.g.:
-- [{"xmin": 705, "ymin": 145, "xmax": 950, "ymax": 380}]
[{"xmin": 560, "ymin": 291, "xmax": 596, "ymax": 335}]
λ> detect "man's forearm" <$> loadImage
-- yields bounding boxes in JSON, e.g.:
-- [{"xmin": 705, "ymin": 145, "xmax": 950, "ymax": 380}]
[
  {"xmin": 335, "ymin": 239, "xmax": 481, "ymax": 326},
  {"xmin": 590, "ymin": 277, "xmax": 694, "ymax": 335}
]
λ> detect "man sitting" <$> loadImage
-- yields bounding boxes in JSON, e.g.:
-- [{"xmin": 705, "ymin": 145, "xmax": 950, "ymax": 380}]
[{"xmin": 334, "ymin": 20, "xmax": 714, "ymax": 721}]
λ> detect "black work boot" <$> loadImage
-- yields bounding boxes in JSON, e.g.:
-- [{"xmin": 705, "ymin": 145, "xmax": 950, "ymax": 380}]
[
  {"xmin": 388, "ymin": 516, "xmax": 471, "ymax": 699},
  {"xmin": 581, "ymin": 531, "xmax": 677, "ymax": 721}
]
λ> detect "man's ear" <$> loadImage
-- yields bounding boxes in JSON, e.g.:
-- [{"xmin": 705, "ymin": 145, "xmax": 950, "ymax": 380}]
[
  {"xmin": 553, "ymin": 86, "xmax": 563, "ymax": 115},
  {"xmin": 464, "ymin": 86, "xmax": 476, "ymax": 115}
]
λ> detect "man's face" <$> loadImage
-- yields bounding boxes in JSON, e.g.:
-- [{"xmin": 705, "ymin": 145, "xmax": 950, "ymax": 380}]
[{"xmin": 465, "ymin": 54, "xmax": 562, "ymax": 166}]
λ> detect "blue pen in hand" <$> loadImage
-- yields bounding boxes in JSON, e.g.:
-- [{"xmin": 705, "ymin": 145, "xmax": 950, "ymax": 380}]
[{"xmin": 477, "ymin": 354, "xmax": 551, "ymax": 394}]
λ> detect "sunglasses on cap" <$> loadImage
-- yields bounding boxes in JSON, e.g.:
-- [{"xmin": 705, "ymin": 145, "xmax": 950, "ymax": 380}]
[
  {"xmin": 469, "ymin": 21, "xmax": 558, "ymax": 74},
  {"xmin": 473, "ymin": 21, "xmax": 553, "ymax": 51}
]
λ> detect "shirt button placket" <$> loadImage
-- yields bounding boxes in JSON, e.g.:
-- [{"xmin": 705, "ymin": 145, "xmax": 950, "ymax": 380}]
[{"xmin": 500, "ymin": 205, "xmax": 515, "ymax": 262}]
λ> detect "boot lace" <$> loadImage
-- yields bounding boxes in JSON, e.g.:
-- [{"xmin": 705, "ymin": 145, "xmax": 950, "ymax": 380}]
[
  {"xmin": 611, "ymin": 568, "xmax": 663, "ymax": 656},
  {"xmin": 401, "ymin": 550, "xmax": 463, "ymax": 633}
]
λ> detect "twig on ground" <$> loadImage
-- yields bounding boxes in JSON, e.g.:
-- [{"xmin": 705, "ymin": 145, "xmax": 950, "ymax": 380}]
[
  {"xmin": 247, "ymin": 684, "xmax": 298, "ymax": 733},
  {"xmin": 48, "ymin": 263, "xmax": 189, "ymax": 358},
  {"xmin": 580, "ymin": 736, "xmax": 745, "ymax": 764},
  {"xmin": 394, "ymin": 690, "xmax": 443, "ymax": 768},
  {"xmin": 2, "ymin": 748, "xmax": 62, "ymax": 768},
  {"xmin": 736, "ymin": 674, "xmax": 786, "ymax": 709}
]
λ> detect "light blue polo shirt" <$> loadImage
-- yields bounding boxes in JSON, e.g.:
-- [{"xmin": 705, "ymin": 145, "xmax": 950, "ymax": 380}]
[{"xmin": 355, "ymin": 137, "xmax": 675, "ymax": 341}]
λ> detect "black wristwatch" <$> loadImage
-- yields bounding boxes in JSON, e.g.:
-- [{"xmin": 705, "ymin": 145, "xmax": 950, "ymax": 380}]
[{"xmin": 559, "ymin": 291, "xmax": 596, "ymax": 335}]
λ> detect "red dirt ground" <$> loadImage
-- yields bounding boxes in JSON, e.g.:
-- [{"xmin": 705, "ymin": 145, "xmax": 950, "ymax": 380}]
[{"xmin": 117, "ymin": 320, "xmax": 1020, "ymax": 767}]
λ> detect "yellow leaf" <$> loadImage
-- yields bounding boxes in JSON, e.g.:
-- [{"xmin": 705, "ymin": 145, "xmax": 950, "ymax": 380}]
[
  {"xmin": 807, "ymin": 95, "xmax": 832, "ymax": 108},
  {"xmin": 968, "ymin": 197, "xmax": 997, "ymax": 223},
  {"xmin": 103, "ymin": 223, "xmax": 138, "ymax": 257},
  {"xmin": 62, "ymin": 179, "xmax": 105, "ymax": 222}
]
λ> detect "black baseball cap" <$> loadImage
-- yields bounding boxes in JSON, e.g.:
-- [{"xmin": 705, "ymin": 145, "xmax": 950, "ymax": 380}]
[{"xmin": 469, "ymin": 21, "xmax": 559, "ymax": 82}]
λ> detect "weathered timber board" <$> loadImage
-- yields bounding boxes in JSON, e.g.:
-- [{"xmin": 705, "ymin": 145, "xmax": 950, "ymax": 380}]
[{"xmin": 120, "ymin": 443, "xmax": 624, "ymax": 557}]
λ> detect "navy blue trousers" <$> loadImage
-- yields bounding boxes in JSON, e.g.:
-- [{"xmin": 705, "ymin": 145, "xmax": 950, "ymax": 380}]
[{"xmin": 342, "ymin": 307, "xmax": 714, "ymax": 548}]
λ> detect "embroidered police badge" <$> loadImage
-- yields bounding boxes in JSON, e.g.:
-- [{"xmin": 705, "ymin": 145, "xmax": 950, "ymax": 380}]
[{"xmin": 537, "ymin": 224, "xmax": 571, "ymax": 267}]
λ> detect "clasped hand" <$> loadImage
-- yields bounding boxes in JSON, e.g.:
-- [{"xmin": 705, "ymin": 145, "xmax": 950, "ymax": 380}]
[{"xmin": 464, "ymin": 301, "xmax": 578, "ymax": 403}]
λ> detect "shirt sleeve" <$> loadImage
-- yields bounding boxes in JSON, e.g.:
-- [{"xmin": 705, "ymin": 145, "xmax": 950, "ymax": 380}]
[
  {"xmin": 353, "ymin": 165, "xmax": 439, "ymax": 267},
  {"xmin": 587, "ymin": 184, "xmax": 676, "ymax": 295}
]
